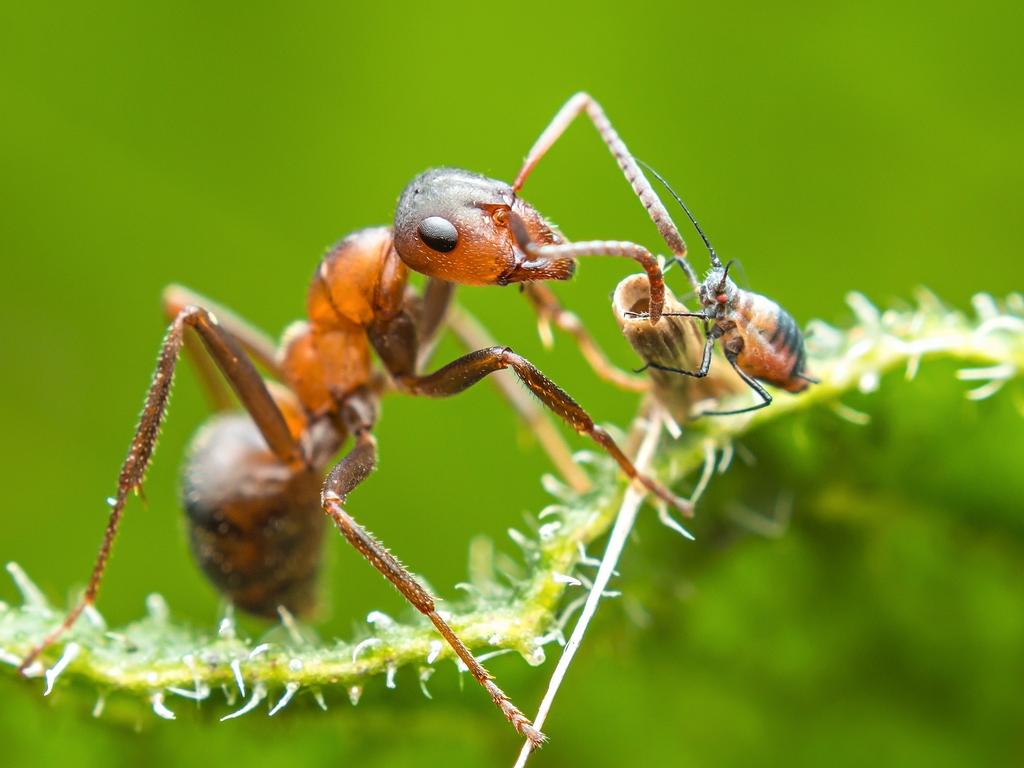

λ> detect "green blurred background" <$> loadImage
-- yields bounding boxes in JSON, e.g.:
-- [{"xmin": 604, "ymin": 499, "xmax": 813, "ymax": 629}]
[{"xmin": 2, "ymin": 2, "xmax": 1022, "ymax": 766}]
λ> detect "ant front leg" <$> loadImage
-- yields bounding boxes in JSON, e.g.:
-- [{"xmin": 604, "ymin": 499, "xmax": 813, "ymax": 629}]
[
  {"xmin": 508, "ymin": 211, "xmax": 668, "ymax": 324},
  {"xmin": 514, "ymin": 92, "xmax": 700, "ymax": 292},
  {"xmin": 17, "ymin": 305, "xmax": 302, "ymax": 674},
  {"xmin": 443, "ymin": 303, "xmax": 590, "ymax": 493},
  {"xmin": 403, "ymin": 281, "xmax": 589, "ymax": 491},
  {"xmin": 523, "ymin": 283, "xmax": 650, "ymax": 393},
  {"xmin": 319, "ymin": 393, "xmax": 545, "ymax": 748},
  {"xmin": 392, "ymin": 345, "xmax": 692, "ymax": 516}
]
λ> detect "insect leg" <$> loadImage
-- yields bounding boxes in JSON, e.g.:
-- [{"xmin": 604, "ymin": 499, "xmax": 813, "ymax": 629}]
[
  {"xmin": 700, "ymin": 357, "xmax": 774, "ymax": 417},
  {"xmin": 507, "ymin": 211, "xmax": 666, "ymax": 324},
  {"xmin": 397, "ymin": 285, "xmax": 591, "ymax": 492},
  {"xmin": 522, "ymin": 282, "xmax": 650, "ymax": 393},
  {"xmin": 512, "ymin": 92, "xmax": 697, "ymax": 289},
  {"xmin": 163, "ymin": 285, "xmax": 282, "ymax": 374},
  {"xmin": 320, "ymin": 394, "xmax": 544, "ymax": 747},
  {"xmin": 412, "ymin": 277, "xmax": 456, "ymax": 371},
  {"xmin": 163, "ymin": 284, "xmax": 284, "ymax": 411},
  {"xmin": 396, "ymin": 347, "xmax": 692, "ymax": 516},
  {"xmin": 624, "ymin": 310, "xmax": 707, "ymax": 321},
  {"xmin": 638, "ymin": 336, "xmax": 715, "ymax": 378},
  {"xmin": 442, "ymin": 303, "xmax": 590, "ymax": 492},
  {"xmin": 18, "ymin": 305, "xmax": 302, "ymax": 673}
]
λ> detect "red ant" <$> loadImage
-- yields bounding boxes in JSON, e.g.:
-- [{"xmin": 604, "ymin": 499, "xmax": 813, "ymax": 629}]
[
  {"xmin": 628, "ymin": 164, "xmax": 817, "ymax": 415},
  {"xmin": 18, "ymin": 94, "xmax": 697, "ymax": 745}
]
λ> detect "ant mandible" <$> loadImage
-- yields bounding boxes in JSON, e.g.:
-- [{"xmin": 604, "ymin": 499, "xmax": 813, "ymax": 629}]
[
  {"xmin": 628, "ymin": 165, "xmax": 818, "ymax": 416},
  {"xmin": 18, "ymin": 93, "xmax": 697, "ymax": 746}
]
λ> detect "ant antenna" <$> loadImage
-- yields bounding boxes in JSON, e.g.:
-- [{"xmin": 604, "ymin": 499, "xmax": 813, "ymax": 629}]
[{"xmin": 638, "ymin": 160, "xmax": 723, "ymax": 270}]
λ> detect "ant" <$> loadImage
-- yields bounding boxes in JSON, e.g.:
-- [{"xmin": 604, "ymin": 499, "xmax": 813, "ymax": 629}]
[
  {"xmin": 18, "ymin": 93, "xmax": 698, "ymax": 746},
  {"xmin": 627, "ymin": 164, "xmax": 817, "ymax": 416}
]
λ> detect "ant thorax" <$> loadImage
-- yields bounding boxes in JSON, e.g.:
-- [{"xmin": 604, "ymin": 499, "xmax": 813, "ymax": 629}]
[{"xmin": 698, "ymin": 267, "xmax": 739, "ymax": 318}]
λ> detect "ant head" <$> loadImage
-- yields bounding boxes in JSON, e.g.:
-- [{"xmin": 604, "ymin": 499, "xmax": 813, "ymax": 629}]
[
  {"xmin": 393, "ymin": 168, "xmax": 567, "ymax": 286},
  {"xmin": 698, "ymin": 260, "xmax": 738, "ymax": 312}
]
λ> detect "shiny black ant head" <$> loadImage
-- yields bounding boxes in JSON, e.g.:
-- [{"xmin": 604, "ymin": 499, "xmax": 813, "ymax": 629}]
[{"xmin": 393, "ymin": 168, "xmax": 566, "ymax": 286}]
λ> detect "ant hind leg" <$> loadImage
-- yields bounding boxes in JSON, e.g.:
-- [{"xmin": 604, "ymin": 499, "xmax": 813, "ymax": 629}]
[
  {"xmin": 163, "ymin": 285, "xmax": 284, "ymax": 411},
  {"xmin": 320, "ymin": 393, "xmax": 545, "ymax": 747},
  {"xmin": 17, "ymin": 305, "xmax": 301, "ymax": 674}
]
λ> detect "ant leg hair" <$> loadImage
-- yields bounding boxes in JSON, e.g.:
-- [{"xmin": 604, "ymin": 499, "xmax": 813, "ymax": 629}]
[
  {"xmin": 443, "ymin": 303, "xmax": 590, "ymax": 493},
  {"xmin": 507, "ymin": 211, "xmax": 667, "ymax": 324},
  {"xmin": 17, "ymin": 305, "xmax": 303, "ymax": 674},
  {"xmin": 637, "ymin": 336, "xmax": 715, "ymax": 378},
  {"xmin": 700, "ymin": 357, "xmax": 773, "ymax": 417},
  {"xmin": 163, "ymin": 285, "xmax": 284, "ymax": 411},
  {"xmin": 513, "ymin": 92, "xmax": 699, "ymax": 291},
  {"xmin": 397, "ymin": 347, "xmax": 692, "ymax": 516},
  {"xmin": 321, "ymin": 395, "xmax": 545, "ymax": 747},
  {"xmin": 523, "ymin": 283, "xmax": 650, "ymax": 393}
]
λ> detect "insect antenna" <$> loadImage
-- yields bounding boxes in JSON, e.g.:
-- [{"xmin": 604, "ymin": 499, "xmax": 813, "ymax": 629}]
[
  {"xmin": 638, "ymin": 160, "xmax": 723, "ymax": 270},
  {"xmin": 719, "ymin": 259, "xmax": 735, "ymax": 291}
]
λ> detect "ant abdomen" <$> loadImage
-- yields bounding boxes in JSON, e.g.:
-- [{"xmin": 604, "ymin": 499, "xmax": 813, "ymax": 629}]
[{"xmin": 181, "ymin": 414, "xmax": 326, "ymax": 617}]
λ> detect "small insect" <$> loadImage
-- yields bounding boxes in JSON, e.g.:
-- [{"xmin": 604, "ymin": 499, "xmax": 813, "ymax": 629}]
[
  {"xmin": 628, "ymin": 165, "xmax": 817, "ymax": 416},
  {"xmin": 18, "ymin": 93, "xmax": 695, "ymax": 745}
]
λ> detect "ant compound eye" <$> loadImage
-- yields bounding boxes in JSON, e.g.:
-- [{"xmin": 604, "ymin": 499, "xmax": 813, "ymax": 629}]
[{"xmin": 418, "ymin": 216, "xmax": 459, "ymax": 253}]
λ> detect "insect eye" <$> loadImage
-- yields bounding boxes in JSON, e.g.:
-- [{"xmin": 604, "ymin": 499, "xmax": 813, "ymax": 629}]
[
  {"xmin": 418, "ymin": 216, "xmax": 459, "ymax": 253},
  {"xmin": 492, "ymin": 208, "xmax": 509, "ymax": 226}
]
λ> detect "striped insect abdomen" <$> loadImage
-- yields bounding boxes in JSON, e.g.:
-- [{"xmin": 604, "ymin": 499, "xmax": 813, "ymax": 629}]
[{"xmin": 732, "ymin": 291, "xmax": 809, "ymax": 392}]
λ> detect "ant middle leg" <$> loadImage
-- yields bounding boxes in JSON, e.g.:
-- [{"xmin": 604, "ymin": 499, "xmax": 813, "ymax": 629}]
[
  {"xmin": 18, "ymin": 304, "xmax": 303, "ymax": 673},
  {"xmin": 320, "ymin": 393, "xmax": 545, "ymax": 747},
  {"xmin": 397, "ymin": 347, "xmax": 692, "ymax": 516}
]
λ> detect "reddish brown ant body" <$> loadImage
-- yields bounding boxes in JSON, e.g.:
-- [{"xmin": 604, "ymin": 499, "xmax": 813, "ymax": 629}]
[
  {"xmin": 629, "ymin": 166, "xmax": 817, "ymax": 415},
  {"xmin": 19, "ymin": 94, "xmax": 698, "ymax": 745}
]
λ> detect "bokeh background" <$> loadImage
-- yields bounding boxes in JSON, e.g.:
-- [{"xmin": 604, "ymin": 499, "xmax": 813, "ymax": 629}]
[{"xmin": 2, "ymin": 2, "xmax": 1022, "ymax": 766}]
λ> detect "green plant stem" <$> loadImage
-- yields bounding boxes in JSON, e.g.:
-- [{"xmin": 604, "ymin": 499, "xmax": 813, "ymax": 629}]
[{"xmin": 1, "ymin": 291, "xmax": 1020, "ymax": 717}]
